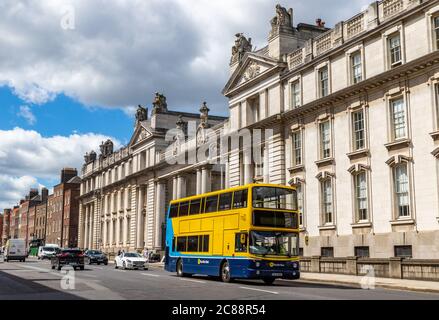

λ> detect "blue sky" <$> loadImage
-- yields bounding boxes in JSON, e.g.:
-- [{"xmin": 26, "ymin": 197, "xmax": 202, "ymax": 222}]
[{"xmin": 0, "ymin": 0, "xmax": 370, "ymax": 209}]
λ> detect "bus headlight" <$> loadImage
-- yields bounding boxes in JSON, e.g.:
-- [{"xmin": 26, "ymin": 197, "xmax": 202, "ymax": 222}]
[
  {"xmin": 255, "ymin": 262, "xmax": 261, "ymax": 268},
  {"xmin": 292, "ymin": 262, "xmax": 298, "ymax": 269}
]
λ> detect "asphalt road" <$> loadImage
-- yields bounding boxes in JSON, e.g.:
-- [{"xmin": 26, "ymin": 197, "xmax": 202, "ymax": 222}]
[{"xmin": 0, "ymin": 258, "xmax": 438, "ymax": 300}]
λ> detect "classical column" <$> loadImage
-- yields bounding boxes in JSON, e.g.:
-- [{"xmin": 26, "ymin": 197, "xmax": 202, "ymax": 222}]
[
  {"xmin": 225, "ymin": 161, "xmax": 230, "ymax": 189},
  {"xmin": 263, "ymin": 145, "xmax": 270, "ymax": 183},
  {"xmin": 103, "ymin": 218, "xmax": 108, "ymax": 248},
  {"xmin": 116, "ymin": 189, "xmax": 122, "ymax": 246},
  {"xmin": 244, "ymin": 150, "xmax": 253, "ymax": 185},
  {"xmin": 196, "ymin": 169, "xmax": 202, "ymax": 195},
  {"xmin": 136, "ymin": 187, "xmax": 145, "ymax": 249},
  {"xmin": 123, "ymin": 187, "xmax": 129, "ymax": 246},
  {"xmin": 154, "ymin": 182, "xmax": 166, "ymax": 250},
  {"xmin": 177, "ymin": 175, "xmax": 186, "ymax": 199},
  {"xmin": 172, "ymin": 177, "xmax": 178, "ymax": 200},
  {"xmin": 201, "ymin": 167, "xmax": 211, "ymax": 194},
  {"xmin": 88, "ymin": 204, "xmax": 94, "ymax": 249},
  {"xmin": 78, "ymin": 204, "xmax": 84, "ymax": 249},
  {"xmin": 84, "ymin": 205, "xmax": 89, "ymax": 250}
]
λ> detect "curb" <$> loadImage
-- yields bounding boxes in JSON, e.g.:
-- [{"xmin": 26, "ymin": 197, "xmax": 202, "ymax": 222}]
[{"xmin": 298, "ymin": 276, "xmax": 439, "ymax": 294}]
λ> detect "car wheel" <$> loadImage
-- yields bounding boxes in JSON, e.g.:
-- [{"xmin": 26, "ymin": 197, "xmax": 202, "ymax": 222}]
[
  {"xmin": 80, "ymin": 266, "xmax": 84, "ymax": 271},
  {"xmin": 122, "ymin": 262, "xmax": 126, "ymax": 270},
  {"xmin": 263, "ymin": 278, "xmax": 276, "ymax": 285},
  {"xmin": 104, "ymin": 262, "xmax": 108, "ymax": 266},
  {"xmin": 57, "ymin": 265, "xmax": 62, "ymax": 271},
  {"xmin": 51, "ymin": 265, "xmax": 55, "ymax": 270},
  {"xmin": 97, "ymin": 262, "xmax": 101, "ymax": 265},
  {"xmin": 88, "ymin": 258, "xmax": 93, "ymax": 265},
  {"xmin": 22, "ymin": 258, "xmax": 25, "ymax": 263},
  {"xmin": 221, "ymin": 261, "xmax": 233, "ymax": 283},
  {"xmin": 144, "ymin": 267, "xmax": 148, "ymax": 271},
  {"xmin": 115, "ymin": 263, "xmax": 118, "ymax": 269}
]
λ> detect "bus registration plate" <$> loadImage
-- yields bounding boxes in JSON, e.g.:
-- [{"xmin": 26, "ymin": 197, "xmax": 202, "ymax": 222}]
[{"xmin": 272, "ymin": 273, "xmax": 283, "ymax": 277}]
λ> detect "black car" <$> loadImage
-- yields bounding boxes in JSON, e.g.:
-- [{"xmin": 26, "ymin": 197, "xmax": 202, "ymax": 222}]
[
  {"xmin": 84, "ymin": 250, "xmax": 108, "ymax": 265},
  {"xmin": 51, "ymin": 249, "xmax": 85, "ymax": 271}
]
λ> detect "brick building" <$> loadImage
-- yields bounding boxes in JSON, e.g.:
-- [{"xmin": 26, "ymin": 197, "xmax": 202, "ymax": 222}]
[
  {"xmin": 1, "ymin": 209, "xmax": 11, "ymax": 245},
  {"xmin": 46, "ymin": 169, "xmax": 81, "ymax": 247}
]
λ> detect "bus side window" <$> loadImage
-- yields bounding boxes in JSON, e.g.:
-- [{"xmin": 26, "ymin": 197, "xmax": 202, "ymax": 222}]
[
  {"xmin": 177, "ymin": 237, "xmax": 187, "ymax": 252},
  {"xmin": 233, "ymin": 190, "xmax": 248, "ymax": 209},
  {"xmin": 235, "ymin": 233, "xmax": 248, "ymax": 252},
  {"xmin": 202, "ymin": 235, "xmax": 209, "ymax": 252},
  {"xmin": 169, "ymin": 204, "xmax": 179, "ymax": 218},
  {"xmin": 205, "ymin": 196, "xmax": 219, "ymax": 213},
  {"xmin": 179, "ymin": 202, "xmax": 189, "ymax": 217},
  {"xmin": 219, "ymin": 193, "xmax": 233, "ymax": 211},
  {"xmin": 189, "ymin": 199, "xmax": 201, "ymax": 215}
]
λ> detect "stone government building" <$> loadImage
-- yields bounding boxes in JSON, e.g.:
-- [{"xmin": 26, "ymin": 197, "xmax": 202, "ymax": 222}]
[{"xmin": 79, "ymin": 0, "xmax": 439, "ymax": 260}]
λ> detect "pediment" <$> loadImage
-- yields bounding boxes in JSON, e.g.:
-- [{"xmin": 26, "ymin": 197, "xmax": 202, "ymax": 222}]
[
  {"xmin": 129, "ymin": 122, "xmax": 153, "ymax": 147},
  {"xmin": 222, "ymin": 53, "xmax": 283, "ymax": 96}
]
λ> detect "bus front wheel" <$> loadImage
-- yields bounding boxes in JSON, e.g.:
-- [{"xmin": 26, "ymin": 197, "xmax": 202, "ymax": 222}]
[
  {"xmin": 263, "ymin": 277, "xmax": 276, "ymax": 285},
  {"xmin": 221, "ymin": 261, "xmax": 233, "ymax": 283}
]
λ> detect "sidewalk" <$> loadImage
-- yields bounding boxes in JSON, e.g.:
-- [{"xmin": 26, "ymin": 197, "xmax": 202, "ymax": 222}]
[{"xmin": 300, "ymin": 272, "xmax": 439, "ymax": 293}]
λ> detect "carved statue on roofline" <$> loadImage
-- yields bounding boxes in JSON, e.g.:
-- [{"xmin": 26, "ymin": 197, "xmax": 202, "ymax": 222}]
[
  {"xmin": 231, "ymin": 33, "xmax": 253, "ymax": 65},
  {"xmin": 151, "ymin": 92, "xmax": 168, "ymax": 115},
  {"xmin": 135, "ymin": 105, "xmax": 148, "ymax": 122}
]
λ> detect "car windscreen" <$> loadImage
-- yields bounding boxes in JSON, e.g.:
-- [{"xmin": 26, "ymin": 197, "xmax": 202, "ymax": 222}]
[
  {"xmin": 43, "ymin": 247, "xmax": 55, "ymax": 252},
  {"xmin": 124, "ymin": 253, "xmax": 141, "ymax": 258},
  {"xmin": 61, "ymin": 250, "xmax": 82, "ymax": 254}
]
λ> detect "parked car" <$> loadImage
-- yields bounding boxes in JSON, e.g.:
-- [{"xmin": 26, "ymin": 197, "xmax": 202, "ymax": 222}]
[
  {"xmin": 51, "ymin": 249, "xmax": 85, "ymax": 271},
  {"xmin": 84, "ymin": 250, "xmax": 108, "ymax": 265},
  {"xmin": 115, "ymin": 252, "xmax": 148, "ymax": 270},
  {"xmin": 4, "ymin": 239, "xmax": 26, "ymax": 262},
  {"xmin": 38, "ymin": 245, "xmax": 60, "ymax": 260}
]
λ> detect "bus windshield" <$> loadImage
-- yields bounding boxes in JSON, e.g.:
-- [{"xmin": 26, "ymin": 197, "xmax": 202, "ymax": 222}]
[
  {"xmin": 249, "ymin": 231, "xmax": 299, "ymax": 257},
  {"xmin": 252, "ymin": 187, "xmax": 297, "ymax": 211}
]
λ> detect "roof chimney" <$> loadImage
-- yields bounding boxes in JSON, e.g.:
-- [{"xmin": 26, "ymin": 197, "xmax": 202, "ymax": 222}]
[{"xmin": 61, "ymin": 168, "xmax": 78, "ymax": 184}]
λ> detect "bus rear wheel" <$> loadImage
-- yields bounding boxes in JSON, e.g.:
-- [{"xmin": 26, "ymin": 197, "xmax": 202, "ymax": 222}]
[
  {"xmin": 176, "ymin": 259, "xmax": 185, "ymax": 277},
  {"xmin": 221, "ymin": 261, "xmax": 233, "ymax": 283}
]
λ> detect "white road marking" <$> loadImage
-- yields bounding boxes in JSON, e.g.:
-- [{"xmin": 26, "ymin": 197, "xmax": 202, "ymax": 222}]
[
  {"xmin": 115, "ymin": 270, "xmax": 126, "ymax": 273},
  {"xmin": 141, "ymin": 273, "xmax": 160, "ymax": 277},
  {"xmin": 79, "ymin": 273, "xmax": 98, "ymax": 278},
  {"xmin": 180, "ymin": 278, "xmax": 206, "ymax": 284},
  {"xmin": 238, "ymin": 286, "xmax": 279, "ymax": 295}
]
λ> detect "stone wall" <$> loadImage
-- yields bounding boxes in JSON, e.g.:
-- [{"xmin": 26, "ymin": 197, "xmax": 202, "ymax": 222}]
[{"xmin": 301, "ymin": 256, "xmax": 439, "ymax": 281}]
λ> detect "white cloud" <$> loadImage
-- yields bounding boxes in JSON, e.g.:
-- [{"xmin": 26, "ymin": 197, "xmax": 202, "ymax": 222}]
[
  {"xmin": 0, "ymin": 0, "xmax": 371, "ymax": 114},
  {"xmin": 0, "ymin": 127, "xmax": 119, "ymax": 209},
  {"xmin": 17, "ymin": 105, "xmax": 36, "ymax": 125}
]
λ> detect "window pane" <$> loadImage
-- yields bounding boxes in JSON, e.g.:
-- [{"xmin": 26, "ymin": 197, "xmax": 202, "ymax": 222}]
[
  {"xmin": 395, "ymin": 245, "xmax": 412, "ymax": 258},
  {"xmin": 394, "ymin": 164, "xmax": 410, "ymax": 217},
  {"xmin": 291, "ymin": 82, "xmax": 301, "ymax": 108},
  {"xmin": 389, "ymin": 35, "xmax": 402, "ymax": 66},
  {"xmin": 202, "ymin": 235, "xmax": 209, "ymax": 252},
  {"xmin": 189, "ymin": 199, "xmax": 201, "ymax": 215},
  {"xmin": 321, "ymin": 247, "xmax": 334, "ymax": 257},
  {"xmin": 179, "ymin": 201, "xmax": 189, "ymax": 217},
  {"xmin": 205, "ymin": 196, "xmax": 219, "ymax": 213},
  {"xmin": 320, "ymin": 122, "xmax": 331, "ymax": 159},
  {"xmin": 219, "ymin": 193, "xmax": 233, "ymax": 211},
  {"xmin": 169, "ymin": 204, "xmax": 179, "ymax": 218},
  {"xmin": 355, "ymin": 172, "xmax": 368, "ymax": 221},
  {"xmin": 352, "ymin": 110, "xmax": 365, "ymax": 150},
  {"xmin": 233, "ymin": 189, "xmax": 248, "ymax": 209},
  {"xmin": 176, "ymin": 237, "xmax": 187, "ymax": 252},
  {"xmin": 351, "ymin": 53, "xmax": 362, "ymax": 84},
  {"xmin": 435, "ymin": 17, "xmax": 439, "ymax": 50},
  {"xmin": 391, "ymin": 99, "xmax": 406, "ymax": 139},
  {"xmin": 292, "ymin": 132, "xmax": 302, "ymax": 166},
  {"xmin": 322, "ymin": 180, "xmax": 333, "ymax": 224},
  {"xmin": 319, "ymin": 67, "xmax": 329, "ymax": 97},
  {"xmin": 187, "ymin": 236, "xmax": 198, "ymax": 252},
  {"xmin": 235, "ymin": 233, "xmax": 248, "ymax": 253}
]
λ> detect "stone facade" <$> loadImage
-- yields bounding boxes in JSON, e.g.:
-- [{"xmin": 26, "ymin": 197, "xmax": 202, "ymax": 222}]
[
  {"xmin": 222, "ymin": 0, "xmax": 439, "ymax": 259},
  {"xmin": 78, "ymin": 98, "xmax": 227, "ymax": 254},
  {"xmin": 79, "ymin": 0, "xmax": 439, "ymax": 260}
]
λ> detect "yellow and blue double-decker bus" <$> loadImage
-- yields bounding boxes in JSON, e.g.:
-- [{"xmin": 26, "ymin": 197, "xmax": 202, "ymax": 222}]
[{"xmin": 164, "ymin": 183, "xmax": 300, "ymax": 284}]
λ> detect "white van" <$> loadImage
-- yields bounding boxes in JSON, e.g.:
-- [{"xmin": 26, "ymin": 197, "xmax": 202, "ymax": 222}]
[
  {"xmin": 38, "ymin": 244, "xmax": 60, "ymax": 260},
  {"xmin": 4, "ymin": 239, "xmax": 27, "ymax": 262}
]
